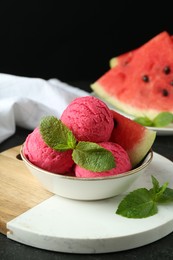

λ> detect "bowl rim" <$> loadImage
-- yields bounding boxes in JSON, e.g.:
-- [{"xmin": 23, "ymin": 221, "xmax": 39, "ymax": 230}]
[{"xmin": 20, "ymin": 144, "xmax": 153, "ymax": 182}]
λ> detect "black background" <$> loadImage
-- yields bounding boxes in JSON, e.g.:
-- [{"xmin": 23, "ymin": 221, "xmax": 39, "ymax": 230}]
[
  {"xmin": 1, "ymin": 3, "xmax": 173, "ymax": 259},
  {"xmin": 0, "ymin": 1, "xmax": 173, "ymax": 83}
]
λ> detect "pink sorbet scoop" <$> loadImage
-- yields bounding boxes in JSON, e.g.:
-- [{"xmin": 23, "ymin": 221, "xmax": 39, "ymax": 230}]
[
  {"xmin": 60, "ymin": 96, "xmax": 114, "ymax": 142},
  {"xmin": 23, "ymin": 127, "xmax": 74, "ymax": 174},
  {"xmin": 75, "ymin": 142, "xmax": 132, "ymax": 178}
]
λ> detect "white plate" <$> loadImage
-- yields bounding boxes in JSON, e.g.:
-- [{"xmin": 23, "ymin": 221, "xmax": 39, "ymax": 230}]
[
  {"xmin": 111, "ymin": 108, "xmax": 173, "ymax": 136},
  {"xmin": 7, "ymin": 152, "xmax": 173, "ymax": 253},
  {"xmin": 92, "ymin": 93, "xmax": 173, "ymax": 136},
  {"xmin": 116, "ymin": 111, "xmax": 173, "ymax": 136},
  {"xmin": 147, "ymin": 125, "xmax": 173, "ymax": 135}
]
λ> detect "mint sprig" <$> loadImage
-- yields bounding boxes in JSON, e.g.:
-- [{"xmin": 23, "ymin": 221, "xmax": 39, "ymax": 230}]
[
  {"xmin": 134, "ymin": 112, "xmax": 173, "ymax": 127},
  {"xmin": 153, "ymin": 112, "xmax": 173, "ymax": 127},
  {"xmin": 39, "ymin": 116, "xmax": 115, "ymax": 172},
  {"xmin": 72, "ymin": 142, "xmax": 115, "ymax": 172},
  {"xmin": 134, "ymin": 116, "xmax": 153, "ymax": 127},
  {"xmin": 116, "ymin": 176, "xmax": 173, "ymax": 218},
  {"xmin": 40, "ymin": 116, "xmax": 77, "ymax": 151}
]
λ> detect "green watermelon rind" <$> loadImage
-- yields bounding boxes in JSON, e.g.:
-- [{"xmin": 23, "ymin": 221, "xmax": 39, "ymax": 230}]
[
  {"xmin": 91, "ymin": 82, "xmax": 162, "ymax": 120},
  {"xmin": 109, "ymin": 57, "xmax": 118, "ymax": 68},
  {"xmin": 127, "ymin": 128, "xmax": 156, "ymax": 167},
  {"xmin": 109, "ymin": 110, "xmax": 156, "ymax": 167}
]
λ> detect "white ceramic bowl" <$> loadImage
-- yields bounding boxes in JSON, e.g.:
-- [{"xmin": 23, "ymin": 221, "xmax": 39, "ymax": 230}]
[{"xmin": 20, "ymin": 145, "xmax": 153, "ymax": 201}]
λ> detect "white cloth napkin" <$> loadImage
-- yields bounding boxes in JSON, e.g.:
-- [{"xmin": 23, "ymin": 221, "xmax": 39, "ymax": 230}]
[{"xmin": 0, "ymin": 73, "xmax": 90, "ymax": 143}]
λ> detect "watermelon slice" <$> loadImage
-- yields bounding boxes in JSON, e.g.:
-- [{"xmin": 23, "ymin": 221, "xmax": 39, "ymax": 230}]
[
  {"xmin": 91, "ymin": 31, "xmax": 173, "ymax": 120},
  {"xmin": 109, "ymin": 110, "xmax": 156, "ymax": 167}
]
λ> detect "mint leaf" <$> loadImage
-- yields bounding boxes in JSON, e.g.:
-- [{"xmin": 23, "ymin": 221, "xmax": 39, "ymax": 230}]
[
  {"xmin": 134, "ymin": 112, "xmax": 173, "ymax": 127},
  {"xmin": 133, "ymin": 116, "xmax": 153, "ymax": 126},
  {"xmin": 116, "ymin": 175, "xmax": 173, "ymax": 219},
  {"xmin": 116, "ymin": 188, "xmax": 158, "ymax": 218},
  {"xmin": 72, "ymin": 141, "xmax": 115, "ymax": 172},
  {"xmin": 149, "ymin": 175, "xmax": 168, "ymax": 202},
  {"xmin": 153, "ymin": 112, "xmax": 173, "ymax": 127},
  {"xmin": 154, "ymin": 182, "xmax": 168, "ymax": 202},
  {"xmin": 157, "ymin": 188, "xmax": 173, "ymax": 203},
  {"xmin": 39, "ymin": 116, "xmax": 77, "ymax": 151},
  {"xmin": 150, "ymin": 175, "xmax": 160, "ymax": 195}
]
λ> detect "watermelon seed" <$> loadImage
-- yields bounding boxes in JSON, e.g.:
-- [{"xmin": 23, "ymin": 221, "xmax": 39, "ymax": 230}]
[
  {"xmin": 163, "ymin": 66, "xmax": 171, "ymax": 74},
  {"xmin": 162, "ymin": 89, "xmax": 169, "ymax": 96},
  {"xmin": 142, "ymin": 75, "xmax": 149, "ymax": 82},
  {"xmin": 113, "ymin": 119, "xmax": 118, "ymax": 127},
  {"xmin": 170, "ymin": 81, "xmax": 173, "ymax": 86}
]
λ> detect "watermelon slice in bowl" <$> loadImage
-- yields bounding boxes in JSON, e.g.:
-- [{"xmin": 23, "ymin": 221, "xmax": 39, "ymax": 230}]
[
  {"xmin": 91, "ymin": 31, "xmax": 173, "ymax": 128},
  {"xmin": 109, "ymin": 110, "xmax": 156, "ymax": 167}
]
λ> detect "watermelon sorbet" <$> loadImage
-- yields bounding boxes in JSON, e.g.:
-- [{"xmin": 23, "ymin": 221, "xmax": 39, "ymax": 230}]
[
  {"xmin": 75, "ymin": 142, "xmax": 132, "ymax": 178},
  {"xmin": 60, "ymin": 96, "xmax": 114, "ymax": 143},
  {"xmin": 23, "ymin": 127, "xmax": 74, "ymax": 174}
]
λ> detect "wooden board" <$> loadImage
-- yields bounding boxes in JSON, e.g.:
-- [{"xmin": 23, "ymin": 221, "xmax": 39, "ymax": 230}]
[
  {"xmin": 6, "ymin": 152, "xmax": 173, "ymax": 253},
  {"xmin": 0, "ymin": 146, "xmax": 53, "ymax": 235}
]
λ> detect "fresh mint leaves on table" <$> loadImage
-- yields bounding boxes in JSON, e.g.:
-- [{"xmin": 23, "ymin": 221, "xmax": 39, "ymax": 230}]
[
  {"xmin": 134, "ymin": 112, "xmax": 173, "ymax": 127},
  {"xmin": 116, "ymin": 176, "xmax": 173, "ymax": 218},
  {"xmin": 39, "ymin": 116, "xmax": 115, "ymax": 172}
]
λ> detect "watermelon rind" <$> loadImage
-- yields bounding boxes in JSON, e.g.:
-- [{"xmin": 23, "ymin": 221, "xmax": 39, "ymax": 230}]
[
  {"xmin": 127, "ymin": 129, "xmax": 156, "ymax": 167},
  {"xmin": 91, "ymin": 82, "xmax": 160, "ymax": 120},
  {"xmin": 109, "ymin": 57, "xmax": 118, "ymax": 68},
  {"xmin": 109, "ymin": 110, "xmax": 156, "ymax": 167}
]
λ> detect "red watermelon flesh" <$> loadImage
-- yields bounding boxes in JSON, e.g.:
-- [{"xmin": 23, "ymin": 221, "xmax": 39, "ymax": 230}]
[
  {"xmin": 109, "ymin": 110, "xmax": 156, "ymax": 167},
  {"xmin": 91, "ymin": 31, "xmax": 173, "ymax": 120}
]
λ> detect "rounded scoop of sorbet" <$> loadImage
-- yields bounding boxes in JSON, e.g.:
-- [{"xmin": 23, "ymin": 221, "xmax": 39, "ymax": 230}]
[
  {"xmin": 75, "ymin": 142, "xmax": 132, "ymax": 178},
  {"xmin": 60, "ymin": 96, "xmax": 114, "ymax": 142},
  {"xmin": 23, "ymin": 127, "xmax": 74, "ymax": 174}
]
